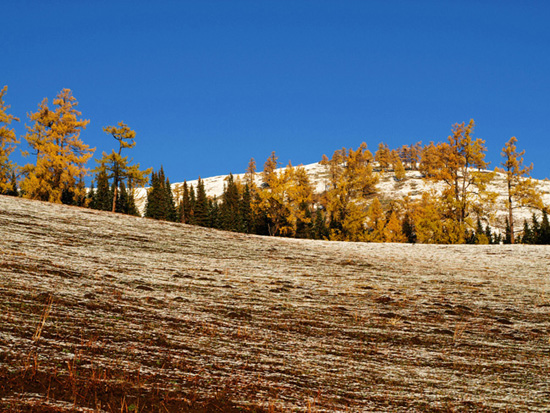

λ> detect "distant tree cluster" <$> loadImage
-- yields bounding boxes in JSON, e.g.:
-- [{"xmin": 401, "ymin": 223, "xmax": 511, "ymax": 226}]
[
  {"xmin": 1, "ymin": 84, "xmax": 547, "ymax": 244},
  {"xmin": 142, "ymin": 119, "xmax": 546, "ymax": 245},
  {"xmin": 0, "ymin": 86, "xmax": 151, "ymax": 213}
]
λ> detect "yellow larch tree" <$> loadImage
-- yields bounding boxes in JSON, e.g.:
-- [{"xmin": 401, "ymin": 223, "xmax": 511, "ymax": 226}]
[
  {"xmin": 0, "ymin": 85, "xmax": 20, "ymax": 194},
  {"xmin": 419, "ymin": 120, "xmax": 496, "ymax": 240},
  {"xmin": 398, "ymin": 142, "xmax": 422, "ymax": 170},
  {"xmin": 258, "ymin": 154, "xmax": 315, "ymax": 237},
  {"xmin": 384, "ymin": 210, "xmax": 407, "ymax": 243},
  {"xmin": 94, "ymin": 122, "xmax": 152, "ymax": 212},
  {"xmin": 500, "ymin": 136, "xmax": 543, "ymax": 243},
  {"xmin": 244, "ymin": 157, "xmax": 257, "ymax": 189},
  {"xmin": 286, "ymin": 164, "xmax": 314, "ymax": 236},
  {"xmin": 258, "ymin": 152, "xmax": 290, "ymax": 236},
  {"xmin": 393, "ymin": 157, "xmax": 406, "ymax": 181},
  {"xmin": 21, "ymin": 89, "xmax": 94, "ymax": 204},
  {"xmin": 409, "ymin": 191, "xmax": 466, "ymax": 244},
  {"xmin": 375, "ymin": 142, "xmax": 392, "ymax": 172},
  {"xmin": 366, "ymin": 197, "xmax": 386, "ymax": 242},
  {"xmin": 321, "ymin": 143, "xmax": 379, "ymax": 241}
]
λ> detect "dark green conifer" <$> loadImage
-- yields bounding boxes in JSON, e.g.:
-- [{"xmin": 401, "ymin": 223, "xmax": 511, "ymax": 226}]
[
  {"xmin": 296, "ymin": 206, "xmax": 314, "ymax": 239},
  {"xmin": 93, "ymin": 168, "xmax": 113, "ymax": 211},
  {"xmin": 220, "ymin": 173, "xmax": 241, "ymax": 231},
  {"xmin": 531, "ymin": 213, "xmax": 541, "ymax": 244},
  {"xmin": 504, "ymin": 217, "xmax": 512, "ymax": 244},
  {"xmin": 521, "ymin": 219, "xmax": 532, "ymax": 244},
  {"xmin": 208, "ymin": 199, "xmax": 221, "ymax": 229},
  {"xmin": 194, "ymin": 178, "xmax": 209, "ymax": 227},
  {"xmin": 116, "ymin": 181, "xmax": 130, "ymax": 214},
  {"xmin": 5, "ymin": 171, "xmax": 18, "ymax": 196},
  {"xmin": 540, "ymin": 210, "xmax": 550, "ymax": 244},
  {"xmin": 179, "ymin": 181, "xmax": 193, "ymax": 223},
  {"xmin": 240, "ymin": 184, "xmax": 254, "ymax": 234},
  {"xmin": 402, "ymin": 212, "xmax": 416, "ymax": 243},
  {"xmin": 313, "ymin": 208, "xmax": 330, "ymax": 240},
  {"xmin": 188, "ymin": 185, "xmax": 196, "ymax": 225},
  {"xmin": 165, "ymin": 178, "xmax": 178, "ymax": 222},
  {"xmin": 145, "ymin": 171, "xmax": 163, "ymax": 219},
  {"xmin": 87, "ymin": 182, "xmax": 96, "ymax": 209}
]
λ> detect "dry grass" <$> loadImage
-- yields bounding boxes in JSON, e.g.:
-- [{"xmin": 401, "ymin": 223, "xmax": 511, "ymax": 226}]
[{"xmin": 1, "ymin": 195, "xmax": 549, "ymax": 412}]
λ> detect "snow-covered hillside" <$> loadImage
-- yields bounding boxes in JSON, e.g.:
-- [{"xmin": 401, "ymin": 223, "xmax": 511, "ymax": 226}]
[{"xmin": 134, "ymin": 162, "xmax": 550, "ymax": 228}]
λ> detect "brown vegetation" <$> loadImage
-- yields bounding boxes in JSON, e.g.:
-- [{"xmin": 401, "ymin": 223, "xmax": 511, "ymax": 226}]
[{"xmin": 1, "ymin": 195, "xmax": 549, "ymax": 411}]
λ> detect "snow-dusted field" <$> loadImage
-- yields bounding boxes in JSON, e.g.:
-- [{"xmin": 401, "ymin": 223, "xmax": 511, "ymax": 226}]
[{"xmin": 1, "ymin": 195, "xmax": 549, "ymax": 411}]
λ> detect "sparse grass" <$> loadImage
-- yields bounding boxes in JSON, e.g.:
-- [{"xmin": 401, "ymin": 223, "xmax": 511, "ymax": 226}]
[{"xmin": 1, "ymin": 195, "xmax": 550, "ymax": 411}]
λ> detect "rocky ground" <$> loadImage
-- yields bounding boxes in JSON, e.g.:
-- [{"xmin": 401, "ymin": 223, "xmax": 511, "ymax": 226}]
[{"xmin": 0, "ymin": 195, "xmax": 549, "ymax": 412}]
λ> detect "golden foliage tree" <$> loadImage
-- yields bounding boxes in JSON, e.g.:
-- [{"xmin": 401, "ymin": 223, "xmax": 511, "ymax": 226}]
[
  {"xmin": 500, "ymin": 136, "xmax": 542, "ymax": 243},
  {"xmin": 366, "ymin": 197, "xmax": 385, "ymax": 242},
  {"xmin": 244, "ymin": 157, "xmax": 257, "ymax": 189},
  {"xmin": 0, "ymin": 86, "xmax": 20, "ymax": 194},
  {"xmin": 94, "ymin": 122, "xmax": 152, "ymax": 212},
  {"xmin": 375, "ymin": 142, "xmax": 392, "ymax": 172},
  {"xmin": 384, "ymin": 210, "xmax": 407, "ymax": 243},
  {"xmin": 419, "ymin": 120, "xmax": 496, "ymax": 240},
  {"xmin": 21, "ymin": 89, "xmax": 94, "ymax": 204},
  {"xmin": 321, "ymin": 143, "xmax": 379, "ymax": 241},
  {"xmin": 407, "ymin": 191, "xmax": 465, "ymax": 244},
  {"xmin": 258, "ymin": 154, "xmax": 314, "ymax": 237},
  {"xmin": 398, "ymin": 142, "xmax": 422, "ymax": 170},
  {"xmin": 393, "ymin": 157, "xmax": 406, "ymax": 181}
]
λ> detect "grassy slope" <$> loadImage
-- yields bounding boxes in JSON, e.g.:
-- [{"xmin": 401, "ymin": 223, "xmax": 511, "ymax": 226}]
[{"xmin": 0, "ymin": 195, "xmax": 549, "ymax": 412}]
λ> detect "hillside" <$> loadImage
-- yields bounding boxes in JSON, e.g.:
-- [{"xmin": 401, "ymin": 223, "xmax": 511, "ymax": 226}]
[
  {"xmin": 133, "ymin": 162, "xmax": 550, "ymax": 228},
  {"xmin": 1, "ymin": 195, "xmax": 550, "ymax": 411}
]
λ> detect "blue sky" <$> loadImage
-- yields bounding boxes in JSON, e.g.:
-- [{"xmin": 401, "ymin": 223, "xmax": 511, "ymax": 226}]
[{"xmin": 2, "ymin": 0, "xmax": 550, "ymax": 182}]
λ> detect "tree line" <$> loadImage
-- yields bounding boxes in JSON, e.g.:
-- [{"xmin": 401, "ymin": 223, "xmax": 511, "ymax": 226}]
[
  {"xmin": 1, "ymin": 86, "xmax": 548, "ymax": 244},
  {"xmin": 129, "ymin": 121, "xmax": 549, "ymax": 245}
]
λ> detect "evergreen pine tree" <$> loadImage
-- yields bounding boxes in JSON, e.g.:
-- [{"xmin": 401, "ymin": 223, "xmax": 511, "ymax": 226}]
[
  {"xmin": 521, "ymin": 219, "xmax": 532, "ymax": 244},
  {"xmin": 220, "ymin": 173, "xmax": 242, "ymax": 231},
  {"xmin": 504, "ymin": 217, "xmax": 512, "ymax": 244},
  {"xmin": 165, "ymin": 177, "xmax": 178, "ymax": 222},
  {"xmin": 194, "ymin": 178, "xmax": 209, "ymax": 227},
  {"xmin": 179, "ymin": 181, "xmax": 193, "ymax": 223},
  {"xmin": 87, "ymin": 182, "xmax": 96, "ymax": 209},
  {"xmin": 143, "ymin": 166, "xmax": 176, "ymax": 221},
  {"xmin": 240, "ymin": 183, "xmax": 254, "ymax": 234},
  {"xmin": 5, "ymin": 171, "xmax": 18, "ymax": 196},
  {"xmin": 295, "ymin": 207, "xmax": 313, "ymax": 239},
  {"xmin": 145, "ymin": 171, "xmax": 162, "ymax": 219},
  {"xmin": 531, "ymin": 213, "xmax": 541, "ymax": 244},
  {"xmin": 208, "ymin": 199, "xmax": 221, "ymax": 229},
  {"xmin": 474, "ymin": 218, "xmax": 489, "ymax": 244},
  {"xmin": 313, "ymin": 208, "xmax": 330, "ymax": 240},
  {"xmin": 402, "ymin": 212, "xmax": 416, "ymax": 243},
  {"xmin": 116, "ymin": 181, "xmax": 130, "ymax": 214},
  {"xmin": 188, "ymin": 185, "xmax": 196, "ymax": 225},
  {"xmin": 110, "ymin": 182, "xmax": 119, "ymax": 212},
  {"xmin": 540, "ymin": 210, "xmax": 550, "ymax": 244},
  {"xmin": 92, "ymin": 168, "xmax": 113, "ymax": 211}
]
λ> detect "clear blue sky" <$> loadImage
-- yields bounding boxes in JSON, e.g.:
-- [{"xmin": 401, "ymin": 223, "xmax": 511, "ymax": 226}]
[{"xmin": 2, "ymin": 0, "xmax": 550, "ymax": 181}]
